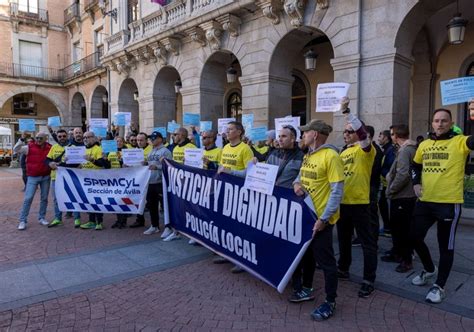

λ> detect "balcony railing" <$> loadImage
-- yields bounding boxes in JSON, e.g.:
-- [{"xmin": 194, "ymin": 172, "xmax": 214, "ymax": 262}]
[
  {"xmin": 84, "ymin": 0, "xmax": 99, "ymax": 11},
  {"xmin": 63, "ymin": 51, "xmax": 103, "ymax": 81},
  {"xmin": 109, "ymin": 0, "xmax": 231, "ymax": 50},
  {"xmin": 64, "ymin": 2, "xmax": 80, "ymax": 25},
  {"xmin": 0, "ymin": 62, "xmax": 63, "ymax": 82},
  {"xmin": 9, "ymin": 3, "xmax": 48, "ymax": 24}
]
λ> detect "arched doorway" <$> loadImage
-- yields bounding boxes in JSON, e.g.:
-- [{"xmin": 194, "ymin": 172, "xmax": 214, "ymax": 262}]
[
  {"xmin": 200, "ymin": 51, "xmax": 242, "ymax": 125},
  {"xmin": 71, "ymin": 92, "xmax": 87, "ymax": 132},
  {"xmin": 118, "ymin": 78, "xmax": 139, "ymax": 131},
  {"xmin": 268, "ymin": 28, "xmax": 334, "ymax": 127},
  {"xmin": 153, "ymin": 66, "xmax": 182, "ymax": 126},
  {"xmin": 90, "ymin": 85, "xmax": 108, "ymax": 119},
  {"xmin": 0, "ymin": 92, "xmax": 61, "ymax": 141}
]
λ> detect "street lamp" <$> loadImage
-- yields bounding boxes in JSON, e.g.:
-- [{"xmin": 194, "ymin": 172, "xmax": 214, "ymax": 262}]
[
  {"xmin": 304, "ymin": 49, "xmax": 318, "ymax": 71},
  {"xmin": 98, "ymin": 0, "xmax": 117, "ymax": 23},
  {"xmin": 174, "ymin": 79, "xmax": 182, "ymax": 93},
  {"xmin": 226, "ymin": 66, "xmax": 237, "ymax": 84},
  {"xmin": 447, "ymin": 0, "xmax": 468, "ymax": 45}
]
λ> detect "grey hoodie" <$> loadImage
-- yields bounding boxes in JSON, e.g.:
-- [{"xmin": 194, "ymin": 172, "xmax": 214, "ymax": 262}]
[{"xmin": 386, "ymin": 139, "xmax": 417, "ymax": 199}]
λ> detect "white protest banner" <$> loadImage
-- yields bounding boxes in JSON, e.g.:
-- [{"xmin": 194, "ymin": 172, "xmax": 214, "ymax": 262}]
[
  {"xmin": 184, "ymin": 148, "xmax": 204, "ymax": 169},
  {"xmin": 89, "ymin": 118, "xmax": 109, "ymax": 128},
  {"xmin": 243, "ymin": 162, "xmax": 279, "ymax": 196},
  {"xmin": 217, "ymin": 117, "xmax": 235, "ymax": 134},
  {"xmin": 122, "ymin": 148, "xmax": 144, "ymax": 166},
  {"xmin": 65, "ymin": 146, "xmax": 86, "ymax": 164},
  {"xmin": 316, "ymin": 82, "xmax": 350, "ymax": 112},
  {"xmin": 275, "ymin": 116, "xmax": 301, "ymax": 141},
  {"xmin": 56, "ymin": 167, "xmax": 151, "ymax": 214}
]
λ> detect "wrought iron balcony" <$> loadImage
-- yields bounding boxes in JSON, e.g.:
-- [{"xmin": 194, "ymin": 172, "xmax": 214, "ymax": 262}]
[
  {"xmin": 0, "ymin": 62, "xmax": 63, "ymax": 82},
  {"xmin": 9, "ymin": 2, "xmax": 48, "ymax": 25},
  {"xmin": 64, "ymin": 2, "xmax": 80, "ymax": 25},
  {"xmin": 63, "ymin": 51, "xmax": 103, "ymax": 81}
]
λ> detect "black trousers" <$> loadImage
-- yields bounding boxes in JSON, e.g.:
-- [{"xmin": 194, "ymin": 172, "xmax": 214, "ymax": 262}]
[
  {"xmin": 137, "ymin": 183, "xmax": 162, "ymax": 228},
  {"xmin": 390, "ymin": 197, "xmax": 416, "ymax": 262},
  {"xmin": 88, "ymin": 213, "xmax": 103, "ymax": 224},
  {"xmin": 379, "ymin": 187, "xmax": 390, "ymax": 231},
  {"xmin": 369, "ymin": 187, "xmax": 380, "ymax": 235},
  {"xmin": 292, "ymin": 224, "xmax": 338, "ymax": 302},
  {"xmin": 411, "ymin": 201, "xmax": 461, "ymax": 288},
  {"xmin": 337, "ymin": 204, "xmax": 378, "ymax": 283}
]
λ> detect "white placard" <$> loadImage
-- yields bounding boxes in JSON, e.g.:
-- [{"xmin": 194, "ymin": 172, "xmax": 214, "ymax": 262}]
[
  {"xmin": 65, "ymin": 146, "xmax": 86, "ymax": 164},
  {"xmin": 243, "ymin": 162, "xmax": 279, "ymax": 196},
  {"xmin": 316, "ymin": 82, "xmax": 351, "ymax": 112},
  {"xmin": 184, "ymin": 148, "xmax": 204, "ymax": 169},
  {"xmin": 216, "ymin": 135, "xmax": 223, "ymax": 148},
  {"xmin": 275, "ymin": 116, "xmax": 301, "ymax": 141},
  {"xmin": 217, "ymin": 117, "xmax": 235, "ymax": 135},
  {"xmin": 122, "ymin": 148, "xmax": 145, "ymax": 166},
  {"xmin": 89, "ymin": 118, "xmax": 109, "ymax": 128}
]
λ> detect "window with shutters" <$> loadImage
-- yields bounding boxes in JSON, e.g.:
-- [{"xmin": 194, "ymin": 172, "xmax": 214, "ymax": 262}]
[{"xmin": 19, "ymin": 40, "xmax": 42, "ymax": 78}]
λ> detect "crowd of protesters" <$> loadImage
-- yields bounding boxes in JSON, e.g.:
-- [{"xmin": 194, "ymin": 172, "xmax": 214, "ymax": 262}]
[{"xmin": 12, "ymin": 97, "xmax": 474, "ymax": 321}]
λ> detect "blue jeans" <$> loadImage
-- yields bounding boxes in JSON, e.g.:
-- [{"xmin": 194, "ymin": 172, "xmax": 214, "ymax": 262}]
[
  {"xmin": 19, "ymin": 175, "xmax": 51, "ymax": 223},
  {"xmin": 51, "ymin": 180, "xmax": 80, "ymax": 221}
]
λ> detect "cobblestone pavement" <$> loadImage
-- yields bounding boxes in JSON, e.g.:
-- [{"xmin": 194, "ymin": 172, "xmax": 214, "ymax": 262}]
[{"xmin": 1, "ymin": 167, "xmax": 474, "ymax": 331}]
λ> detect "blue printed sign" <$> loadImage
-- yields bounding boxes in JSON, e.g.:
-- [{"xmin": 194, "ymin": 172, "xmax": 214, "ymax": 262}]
[
  {"xmin": 242, "ymin": 114, "xmax": 254, "ymax": 130},
  {"xmin": 167, "ymin": 122, "xmax": 181, "ymax": 133},
  {"xmin": 248, "ymin": 126, "xmax": 268, "ymax": 142},
  {"xmin": 19, "ymin": 119, "xmax": 36, "ymax": 132},
  {"xmin": 153, "ymin": 127, "xmax": 167, "ymax": 138},
  {"xmin": 91, "ymin": 127, "xmax": 107, "ymax": 138},
  {"xmin": 440, "ymin": 77, "xmax": 474, "ymax": 106},
  {"xmin": 183, "ymin": 113, "xmax": 201, "ymax": 126},
  {"xmin": 162, "ymin": 159, "xmax": 315, "ymax": 292},
  {"xmin": 199, "ymin": 121, "xmax": 212, "ymax": 132},
  {"xmin": 101, "ymin": 140, "xmax": 118, "ymax": 153},
  {"xmin": 115, "ymin": 113, "xmax": 127, "ymax": 126},
  {"xmin": 48, "ymin": 116, "xmax": 62, "ymax": 127}
]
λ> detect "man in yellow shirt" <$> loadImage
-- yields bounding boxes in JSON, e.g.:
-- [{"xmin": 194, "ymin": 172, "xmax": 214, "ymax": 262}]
[
  {"xmin": 202, "ymin": 129, "xmax": 222, "ymax": 170},
  {"xmin": 410, "ymin": 108, "xmax": 474, "ymax": 304},
  {"xmin": 214, "ymin": 121, "xmax": 254, "ymax": 272},
  {"xmin": 293, "ymin": 119, "xmax": 344, "ymax": 321},
  {"xmin": 337, "ymin": 98, "xmax": 377, "ymax": 299},
  {"xmin": 46, "ymin": 129, "xmax": 69, "ymax": 227},
  {"xmin": 79, "ymin": 132, "xmax": 110, "ymax": 230}
]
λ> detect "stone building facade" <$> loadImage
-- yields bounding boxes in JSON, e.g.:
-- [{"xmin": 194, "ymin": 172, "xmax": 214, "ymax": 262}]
[
  {"xmin": 0, "ymin": 0, "xmax": 472, "ymax": 148},
  {"xmin": 101, "ymin": 0, "xmax": 474, "ymax": 145}
]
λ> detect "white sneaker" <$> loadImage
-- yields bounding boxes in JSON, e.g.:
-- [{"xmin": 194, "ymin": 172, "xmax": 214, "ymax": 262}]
[
  {"xmin": 143, "ymin": 226, "xmax": 159, "ymax": 235},
  {"xmin": 188, "ymin": 238, "xmax": 197, "ymax": 245},
  {"xmin": 18, "ymin": 222, "xmax": 26, "ymax": 230},
  {"xmin": 163, "ymin": 232, "xmax": 180, "ymax": 242},
  {"xmin": 425, "ymin": 284, "xmax": 445, "ymax": 303},
  {"xmin": 38, "ymin": 218, "xmax": 49, "ymax": 226},
  {"xmin": 412, "ymin": 266, "xmax": 438, "ymax": 286},
  {"xmin": 160, "ymin": 227, "xmax": 173, "ymax": 239}
]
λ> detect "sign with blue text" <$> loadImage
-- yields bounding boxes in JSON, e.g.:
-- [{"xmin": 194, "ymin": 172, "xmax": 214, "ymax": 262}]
[
  {"xmin": 56, "ymin": 167, "xmax": 151, "ymax": 214},
  {"xmin": 162, "ymin": 159, "xmax": 315, "ymax": 292},
  {"xmin": 248, "ymin": 126, "xmax": 268, "ymax": 142},
  {"xmin": 440, "ymin": 77, "xmax": 474, "ymax": 106},
  {"xmin": 48, "ymin": 116, "xmax": 62, "ymax": 127}
]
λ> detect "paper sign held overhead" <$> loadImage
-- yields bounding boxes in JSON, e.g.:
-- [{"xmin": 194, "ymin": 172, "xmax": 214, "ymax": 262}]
[{"xmin": 316, "ymin": 83, "xmax": 350, "ymax": 112}]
